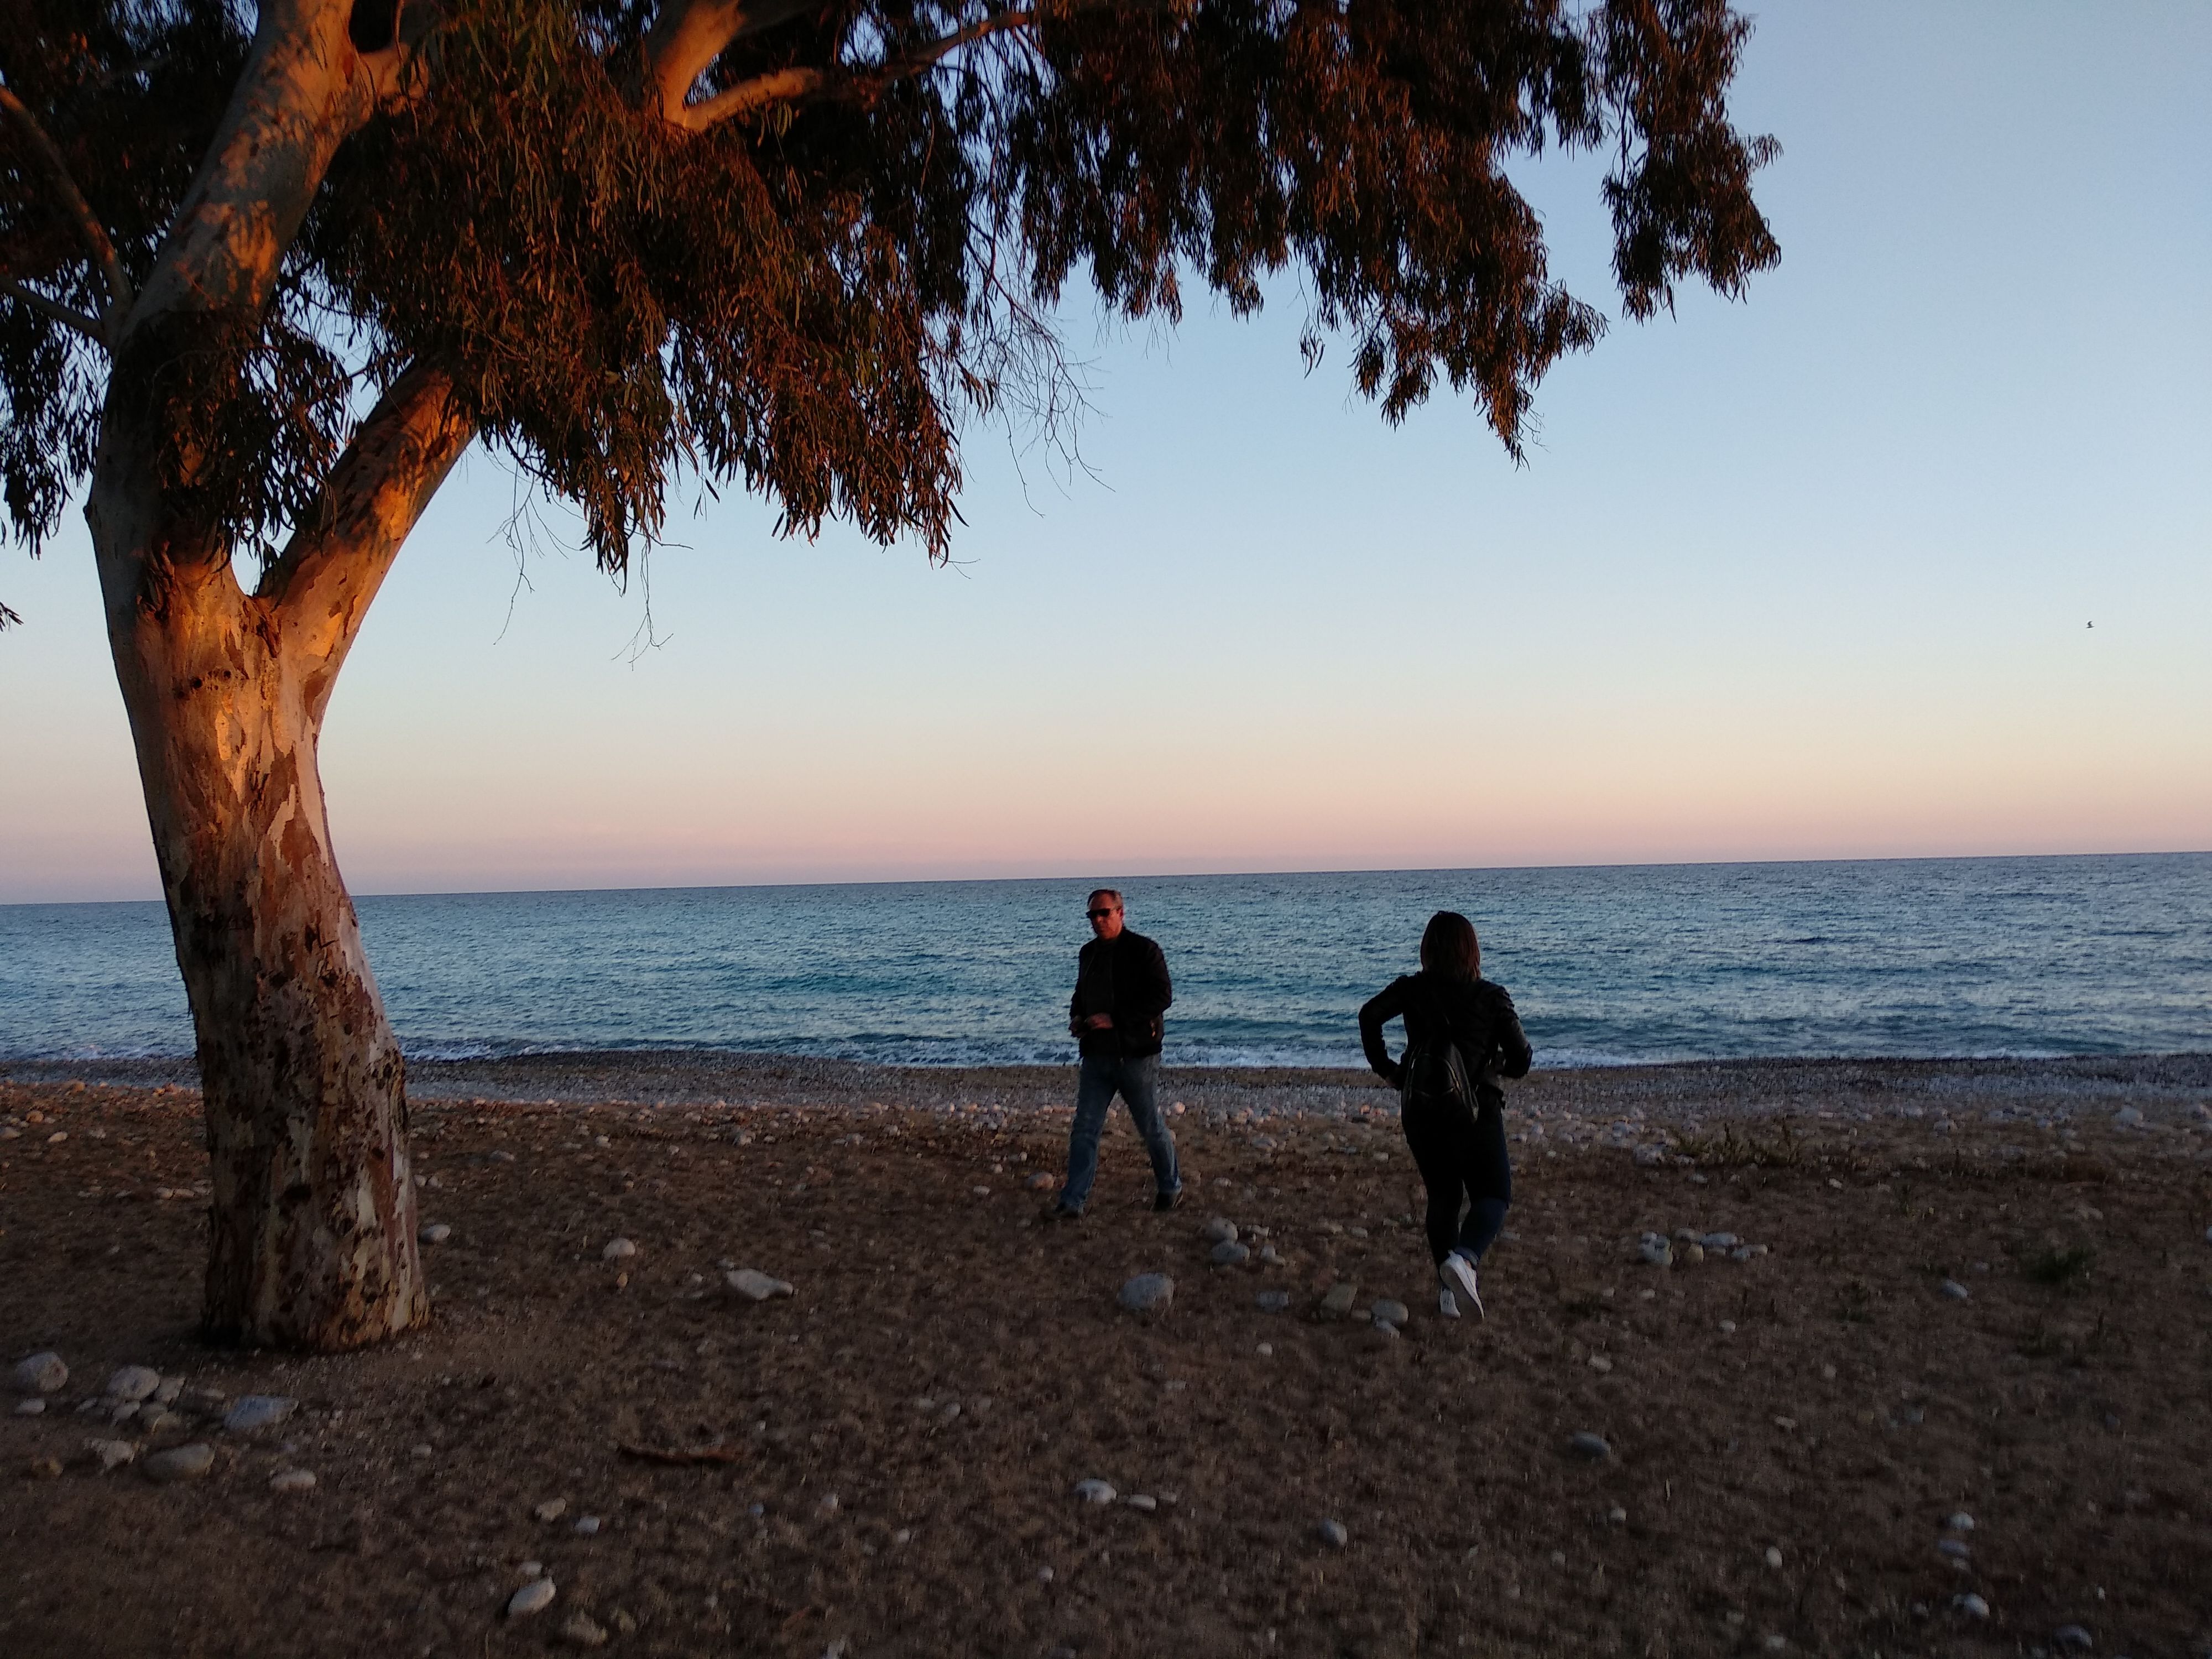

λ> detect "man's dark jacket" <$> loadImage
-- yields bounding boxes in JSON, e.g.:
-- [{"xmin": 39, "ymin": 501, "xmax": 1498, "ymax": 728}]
[{"xmin": 1070, "ymin": 930, "xmax": 1173, "ymax": 1059}]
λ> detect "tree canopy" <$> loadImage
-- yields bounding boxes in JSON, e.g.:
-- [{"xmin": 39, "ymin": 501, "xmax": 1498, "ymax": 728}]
[{"xmin": 4, "ymin": 0, "xmax": 1777, "ymax": 612}]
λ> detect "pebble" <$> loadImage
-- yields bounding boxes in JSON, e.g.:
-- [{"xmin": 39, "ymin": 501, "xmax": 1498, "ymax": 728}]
[
  {"xmin": 143, "ymin": 1443, "xmax": 215, "ymax": 1483},
  {"xmin": 1320, "ymin": 1281, "xmax": 1359, "ymax": 1318},
  {"xmin": 1371, "ymin": 1318, "xmax": 1401, "ymax": 1339},
  {"xmin": 105, "ymin": 1365, "xmax": 162, "ymax": 1403},
  {"xmin": 1938, "ymin": 1538, "xmax": 1970, "ymax": 1561},
  {"xmin": 2054, "ymin": 1626, "xmax": 2094, "ymax": 1651},
  {"xmin": 1025, "ymin": 1171, "xmax": 1056, "ymax": 1192},
  {"xmin": 1201, "ymin": 1217, "xmax": 1239, "ymax": 1245},
  {"xmin": 508, "ymin": 1579, "xmax": 557, "ymax": 1618},
  {"xmin": 1637, "ymin": 1234, "xmax": 1673, "ymax": 1268},
  {"xmin": 1254, "ymin": 1290, "xmax": 1291, "ymax": 1313},
  {"xmin": 601, "ymin": 1238, "xmax": 638, "ymax": 1262},
  {"xmin": 1317, "ymin": 1518, "xmax": 1349, "ymax": 1547},
  {"xmin": 1256, "ymin": 1343, "xmax": 1272, "ymax": 1357},
  {"xmin": 1370, "ymin": 1300, "xmax": 1410, "ymax": 1329},
  {"xmin": 223, "ymin": 1395, "xmax": 298, "ymax": 1433},
  {"xmin": 1765, "ymin": 1546, "xmax": 1783, "ymax": 1568},
  {"xmin": 12, "ymin": 1352, "xmax": 67, "ymax": 1394},
  {"xmin": 139, "ymin": 1407, "xmax": 181, "ymax": 1434},
  {"xmin": 1259, "ymin": 1244, "xmax": 1284, "ymax": 1264},
  {"xmin": 1956, "ymin": 1593, "xmax": 1990, "ymax": 1619},
  {"xmin": 520, "ymin": 1561, "xmax": 545, "ymax": 1579},
  {"xmin": 86, "ymin": 1438, "xmax": 137, "ymax": 1472},
  {"xmin": 1946, "ymin": 1512, "xmax": 1975, "ymax": 1532},
  {"xmin": 27, "ymin": 1456, "xmax": 62, "ymax": 1479},
  {"xmin": 1568, "ymin": 1432, "xmax": 1611, "ymax": 1460},
  {"xmin": 1940, "ymin": 1279, "xmax": 1971, "ymax": 1301},
  {"xmin": 1073, "ymin": 1478, "xmax": 1117, "ymax": 1505},
  {"xmin": 418, "ymin": 1223, "xmax": 452, "ymax": 1245},
  {"xmin": 726, "ymin": 1269, "xmax": 795, "ymax": 1301},
  {"xmin": 534, "ymin": 1498, "xmax": 568, "ymax": 1522},
  {"xmin": 1608, "ymin": 1506, "xmax": 1627, "ymax": 1525},
  {"xmin": 1118, "ymin": 1274, "xmax": 1175, "ymax": 1313},
  {"xmin": 1730, "ymin": 1244, "xmax": 1767, "ymax": 1261},
  {"xmin": 1125, "ymin": 1494, "xmax": 1158, "ymax": 1513},
  {"xmin": 817, "ymin": 1493, "xmax": 839, "ymax": 1516},
  {"xmin": 14, "ymin": 1398, "xmax": 44, "ymax": 1416},
  {"xmin": 1700, "ymin": 1233, "xmax": 1740, "ymax": 1250},
  {"xmin": 269, "ymin": 1468, "xmax": 317, "ymax": 1493},
  {"xmin": 559, "ymin": 1611, "xmax": 609, "ymax": 1648},
  {"xmin": 1588, "ymin": 1355, "xmax": 1613, "ymax": 1374},
  {"xmin": 573, "ymin": 1515, "xmax": 602, "ymax": 1536},
  {"xmin": 109, "ymin": 1402, "xmax": 140, "ymax": 1426},
  {"xmin": 1209, "ymin": 1240, "xmax": 1251, "ymax": 1267},
  {"xmin": 154, "ymin": 1378, "xmax": 182, "ymax": 1404},
  {"xmin": 1719, "ymin": 1319, "xmax": 1737, "ymax": 1334},
  {"xmin": 2114, "ymin": 1106, "xmax": 2144, "ymax": 1127}
]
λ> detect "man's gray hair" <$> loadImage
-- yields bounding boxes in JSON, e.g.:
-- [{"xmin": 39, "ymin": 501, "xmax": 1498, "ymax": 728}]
[{"xmin": 1087, "ymin": 888, "xmax": 1123, "ymax": 910}]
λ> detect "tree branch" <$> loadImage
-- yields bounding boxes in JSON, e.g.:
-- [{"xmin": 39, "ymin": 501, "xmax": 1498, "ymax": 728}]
[
  {"xmin": 260, "ymin": 363, "xmax": 471, "ymax": 722},
  {"xmin": 639, "ymin": 0, "xmax": 815, "ymax": 125},
  {"xmin": 0, "ymin": 273, "xmax": 109, "ymax": 345},
  {"xmin": 0, "ymin": 83, "xmax": 135, "ymax": 338}
]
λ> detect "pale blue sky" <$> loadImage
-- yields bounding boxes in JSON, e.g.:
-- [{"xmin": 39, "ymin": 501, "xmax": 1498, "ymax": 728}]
[{"xmin": 4, "ymin": 1, "xmax": 2208, "ymax": 902}]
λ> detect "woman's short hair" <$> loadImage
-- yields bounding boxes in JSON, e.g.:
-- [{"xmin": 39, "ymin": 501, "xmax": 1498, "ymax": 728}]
[{"xmin": 1419, "ymin": 911, "xmax": 1481, "ymax": 980}]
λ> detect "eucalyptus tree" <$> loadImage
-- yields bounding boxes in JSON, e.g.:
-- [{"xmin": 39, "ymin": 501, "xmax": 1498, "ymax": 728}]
[{"xmin": 1, "ymin": 0, "xmax": 1777, "ymax": 1349}]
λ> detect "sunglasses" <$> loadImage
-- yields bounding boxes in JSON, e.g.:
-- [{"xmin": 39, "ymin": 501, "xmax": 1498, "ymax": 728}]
[{"xmin": 1087, "ymin": 908, "xmax": 1119, "ymax": 920}]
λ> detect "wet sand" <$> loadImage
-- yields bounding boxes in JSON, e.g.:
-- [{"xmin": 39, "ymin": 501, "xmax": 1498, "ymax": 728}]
[{"xmin": 2, "ymin": 1054, "xmax": 2210, "ymax": 1657}]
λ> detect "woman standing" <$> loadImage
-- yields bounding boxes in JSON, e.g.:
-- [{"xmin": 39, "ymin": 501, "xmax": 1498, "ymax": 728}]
[{"xmin": 1358, "ymin": 911, "xmax": 1532, "ymax": 1319}]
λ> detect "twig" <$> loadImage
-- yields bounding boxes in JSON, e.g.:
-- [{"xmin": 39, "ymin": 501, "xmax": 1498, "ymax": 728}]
[
  {"xmin": 0, "ymin": 84, "xmax": 133, "ymax": 336},
  {"xmin": 0, "ymin": 274, "xmax": 106, "ymax": 343},
  {"xmin": 615, "ymin": 1438, "xmax": 745, "ymax": 1464}
]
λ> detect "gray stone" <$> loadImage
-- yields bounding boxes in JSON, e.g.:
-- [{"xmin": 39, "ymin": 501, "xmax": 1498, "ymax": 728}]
[
  {"xmin": 1568, "ymin": 1432, "xmax": 1611, "ymax": 1460},
  {"xmin": 2054, "ymin": 1626, "xmax": 2093, "ymax": 1651},
  {"xmin": 1124, "ymin": 1493, "xmax": 1158, "ymax": 1512},
  {"xmin": 1946, "ymin": 1512, "xmax": 1975, "ymax": 1532},
  {"xmin": 85, "ymin": 1438, "xmax": 137, "ymax": 1472},
  {"xmin": 154, "ymin": 1378, "xmax": 183, "ymax": 1405},
  {"xmin": 269, "ymin": 1468, "xmax": 316, "ymax": 1493},
  {"xmin": 1638, "ymin": 1235, "xmax": 1673, "ymax": 1268},
  {"xmin": 1319, "ymin": 1281, "xmax": 1359, "ymax": 1318},
  {"xmin": 143, "ymin": 1442, "xmax": 215, "ymax": 1483},
  {"xmin": 1730, "ymin": 1245, "xmax": 1762, "ymax": 1262},
  {"xmin": 1118, "ymin": 1273, "xmax": 1175, "ymax": 1313},
  {"xmin": 1370, "ymin": 1300, "xmax": 1410, "ymax": 1329},
  {"xmin": 222, "ymin": 1395, "xmax": 298, "ymax": 1433},
  {"xmin": 559, "ymin": 1611, "xmax": 608, "ymax": 1648},
  {"xmin": 1765, "ymin": 1545, "xmax": 1784, "ymax": 1568},
  {"xmin": 109, "ymin": 1402, "xmax": 140, "ymax": 1426},
  {"xmin": 534, "ymin": 1497, "xmax": 568, "ymax": 1522},
  {"xmin": 1956, "ymin": 1593, "xmax": 1990, "ymax": 1619},
  {"xmin": 1259, "ymin": 1244, "xmax": 1284, "ymax": 1264},
  {"xmin": 1201, "ymin": 1217, "xmax": 1239, "ymax": 1245},
  {"xmin": 418, "ymin": 1223, "xmax": 452, "ymax": 1244},
  {"xmin": 725, "ymin": 1268, "xmax": 794, "ymax": 1301},
  {"xmin": 13, "ymin": 1352, "xmax": 66, "ymax": 1394},
  {"xmin": 508, "ymin": 1578, "xmax": 558, "ymax": 1618},
  {"xmin": 14, "ymin": 1398, "xmax": 45, "ymax": 1416},
  {"xmin": 105, "ymin": 1365, "xmax": 162, "ymax": 1403},
  {"xmin": 138, "ymin": 1407, "xmax": 181, "ymax": 1434},
  {"xmin": 601, "ymin": 1237, "xmax": 638, "ymax": 1262},
  {"xmin": 1255, "ymin": 1290, "xmax": 1292, "ymax": 1313},
  {"xmin": 1940, "ymin": 1279, "xmax": 1971, "ymax": 1301},
  {"xmin": 572, "ymin": 1515, "xmax": 602, "ymax": 1536},
  {"xmin": 1209, "ymin": 1240, "xmax": 1251, "ymax": 1267},
  {"xmin": 1700, "ymin": 1233, "xmax": 1740, "ymax": 1250},
  {"xmin": 1317, "ymin": 1518, "xmax": 1349, "ymax": 1547},
  {"xmin": 1073, "ymin": 1478, "xmax": 1117, "ymax": 1505},
  {"xmin": 1370, "ymin": 1317, "xmax": 1402, "ymax": 1339},
  {"xmin": 2114, "ymin": 1106, "xmax": 2144, "ymax": 1128}
]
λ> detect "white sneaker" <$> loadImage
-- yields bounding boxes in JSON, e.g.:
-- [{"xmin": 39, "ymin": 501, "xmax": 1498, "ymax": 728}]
[
  {"xmin": 1441, "ymin": 1251, "xmax": 1484, "ymax": 1319},
  {"xmin": 1437, "ymin": 1285, "xmax": 1461, "ymax": 1319}
]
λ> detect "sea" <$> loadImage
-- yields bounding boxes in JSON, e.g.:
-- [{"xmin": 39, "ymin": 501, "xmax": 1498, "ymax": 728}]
[{"xmin": 1, "ymin": 854, "xmax": 2206, "ymax": 1070}]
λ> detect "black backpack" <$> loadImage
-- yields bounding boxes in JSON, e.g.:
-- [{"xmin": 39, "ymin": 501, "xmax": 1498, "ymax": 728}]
[{"xmin": 1399, "ymin": 983, "xmax": 1477, "ymax": 1117}]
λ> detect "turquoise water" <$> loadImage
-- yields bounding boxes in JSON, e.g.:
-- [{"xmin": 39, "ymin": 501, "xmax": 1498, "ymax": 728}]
[{"xmin": 1, "ymin": 854, "xmax": 2206, "ymax": 1067}]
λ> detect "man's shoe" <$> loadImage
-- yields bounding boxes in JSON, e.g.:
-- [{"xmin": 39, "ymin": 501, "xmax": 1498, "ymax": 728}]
[
  {"xmin": 1437, "ymin": 1285, "xmax": 1461, "ymax": 1320},
  {"xmin": 1046, "ymin": 1199, "xmax": 1083, "ymax": 1223},
  {"xmin": 1441, "ymin": 1251, "xmax": 1484, "ymax": 1320},
  {"xmin": 1152, "ymin": 1187, "xmax": 1185, "ymax": 1213}
]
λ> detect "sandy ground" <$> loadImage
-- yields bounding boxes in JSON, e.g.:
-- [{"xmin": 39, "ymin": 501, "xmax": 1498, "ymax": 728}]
[{"xmin": 3, "ymin": 1055, "xmax": 2211, "ymax": 1659}]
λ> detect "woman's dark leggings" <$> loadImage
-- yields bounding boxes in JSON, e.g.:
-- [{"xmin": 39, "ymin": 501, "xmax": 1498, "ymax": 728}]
[{"xmin": 1402, "ymin": 1098, "xmax": 1512, "ymax": 1266}]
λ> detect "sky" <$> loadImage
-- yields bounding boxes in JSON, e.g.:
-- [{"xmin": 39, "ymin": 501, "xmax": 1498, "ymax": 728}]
[{"xmin": 3, "ymin": 1, "xmax": 2209, "ymax": 904}]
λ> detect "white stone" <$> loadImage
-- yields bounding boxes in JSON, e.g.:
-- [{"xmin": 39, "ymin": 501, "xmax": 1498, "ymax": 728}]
[
  {"xmin": 1940, "ymin": 1279, "xmax": 1971, "ymax": 1301},
  {"xmin": 1317, "ymin": 1518, "xmax": 1349, "ymax": 1547},
  {"xmin": 85, "ymin": 1438, "xmax": 137, "ymax": 1471},
  {"xmin": 12, "ymin": 1352, "xmax": 67, "ymax": 1394},
  {"xmin": 1957, "ymin": 1593, "xmax": 1990, "ymax": 1619},
  {"xmin": 1117, "ymin": 1274, "xmax": 1174, "ymax": 1313},
  {"xmin": 1201, "ymin": 1217, "xmax": 1238, "ymax": 1245},
  {"xmin": 14, "ymin": 1398, "xmax": 45, "ymax": 1416},
  {"xmin": 1073, "ymin": 1479, "xmax": 1117, "ymax": 1505},
  {"xmin": 572, "ymin": 1515, "xmax": 602, "ymax": 1536},
  {"xmin": 508, "ymin": 1579, "xmax": 558, "ymax": 1618},
  {"xmin": 1125, "ymin": 1494, "xmax": 1157, "ymax": 1512},
  {"xmin": 105, "ymin": 1365, "xmax": 162, "ymax": 1403},
  {"xmin": 1946, "ymin": 1512, "xmax": 1975, "ymax": 1532},
  {"xmin": 270, "ymin": 1468, "xmax": 317, "ymax": 1493},
  {"xmin": 726, "ymin": 1268, "xmax": 794, "ymax": 1301},
  {"xmin": 419, "ymin": 1223, "xmax": 452, "ymax": 1244},
  {"xmin": 1764, "ymin": 1546, "xmax": 1783, "ymax": 1568},
  {"xmin": 601, "ymin": 1238, "xmax": 638, "ymax": 1262}
]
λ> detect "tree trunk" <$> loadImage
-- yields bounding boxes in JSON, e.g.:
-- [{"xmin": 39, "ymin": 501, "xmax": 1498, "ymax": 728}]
[{"xmin": 88, "ymin": 500, "xmax": 428, "ymax": 1350}]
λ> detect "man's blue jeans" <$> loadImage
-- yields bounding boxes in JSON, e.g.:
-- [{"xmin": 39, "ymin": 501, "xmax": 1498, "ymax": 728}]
[{"xmin": 1061, "ymin": 1052, "xmax": 1180, "ymax": 1212}]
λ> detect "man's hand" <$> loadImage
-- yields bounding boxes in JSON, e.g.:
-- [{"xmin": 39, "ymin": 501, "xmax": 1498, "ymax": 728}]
[{"xmin": 1078, "ymin": 1013, "xmax": 1115, "ymax": 1033}]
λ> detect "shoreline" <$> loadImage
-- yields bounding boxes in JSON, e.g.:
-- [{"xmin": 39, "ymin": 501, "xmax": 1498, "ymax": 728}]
[{"xmin": 4, "ymin": 1048, "xmax": 2208, "ymax": 1123}]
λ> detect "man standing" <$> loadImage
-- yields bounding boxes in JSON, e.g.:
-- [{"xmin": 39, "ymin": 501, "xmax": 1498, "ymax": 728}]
[{"xmin": 1053, "ymin": 889, "xmax": 1182, "ymax": 1218}]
